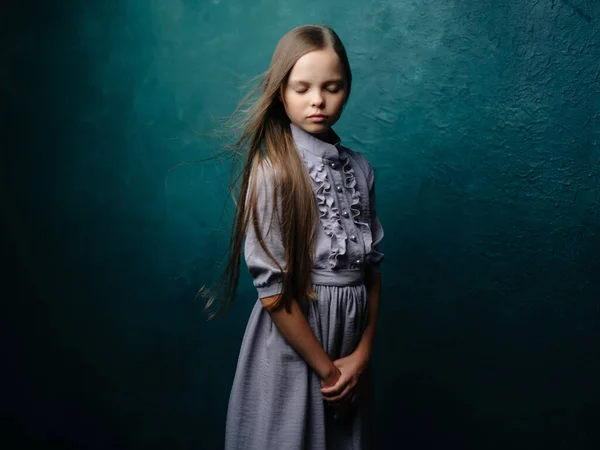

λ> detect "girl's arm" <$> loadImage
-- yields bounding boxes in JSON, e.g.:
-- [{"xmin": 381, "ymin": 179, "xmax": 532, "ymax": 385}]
[
  {"xmin": 354, "ymin": 159, "xmax": 384, "ymax": 363},
  {"xmin": 261, "ymin": 294, "xmax": 339, "ymax": 383},
  {"xmin": 354, "ymin": 269, "xmax": 381, "ymax": 363},
  {"xmin": 320, "ymin": 269, "xmax": 380, "ymax": 405},
  {"xmin": 245, "ymin": 161, "xmax": 339, "ymax": 384}
]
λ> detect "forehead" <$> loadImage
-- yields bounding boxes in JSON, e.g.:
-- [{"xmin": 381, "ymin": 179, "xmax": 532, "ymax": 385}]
[{"xmin": 287, "ymin": 48, "xmax": 344, "ymax": 82}]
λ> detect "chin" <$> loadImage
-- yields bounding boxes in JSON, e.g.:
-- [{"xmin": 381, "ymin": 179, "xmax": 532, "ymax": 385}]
[{"xmin": 303, "ymin": 122, "xmax": 330, "ymax": 133}]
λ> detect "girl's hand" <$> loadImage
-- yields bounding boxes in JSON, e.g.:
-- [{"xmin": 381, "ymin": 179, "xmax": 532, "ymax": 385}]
[
  {"xmin": 320, "ymin": 351, "xmax": 368, "ymax": 405},
  {"xmin": 320, "ymin": 365, "xmax": 341, "ymax": 389}
]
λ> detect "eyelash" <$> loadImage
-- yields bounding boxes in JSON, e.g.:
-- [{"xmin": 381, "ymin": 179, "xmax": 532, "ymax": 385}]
[{"xmin": 295, "ymin": 87, "xmax": 341, "ymax": 94}]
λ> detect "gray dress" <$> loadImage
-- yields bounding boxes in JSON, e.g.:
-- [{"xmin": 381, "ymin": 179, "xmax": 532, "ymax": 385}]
[{"xmin": 224, "ymin": 123, "xmax": 385, "ymax": 450}]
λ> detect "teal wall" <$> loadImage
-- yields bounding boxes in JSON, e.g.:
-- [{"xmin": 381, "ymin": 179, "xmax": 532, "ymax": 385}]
[{"xmin": 4, "ymin": 0, "xmax": 599, "ymax": 448}]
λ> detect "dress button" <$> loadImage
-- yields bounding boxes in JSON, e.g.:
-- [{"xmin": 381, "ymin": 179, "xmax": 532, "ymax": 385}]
[
  {"xmin": 330, "ymin": 162, "xmax": 337, "ymax": 169},
  {"xmin": 350, "ymin": 234, "xmax": 357, "ymax": 242},
  {"xmin": 336, "ymin": 186, "xmax": 343, "ymax": 193},
  {"xmin": 342, "ymin": 210, "xmax": 349, "ymax": 218}
]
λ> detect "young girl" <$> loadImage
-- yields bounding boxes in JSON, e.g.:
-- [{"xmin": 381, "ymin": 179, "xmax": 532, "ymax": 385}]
[{"xmin": 203, "ymin": 24, "xmax": 384, "ymax": 449}]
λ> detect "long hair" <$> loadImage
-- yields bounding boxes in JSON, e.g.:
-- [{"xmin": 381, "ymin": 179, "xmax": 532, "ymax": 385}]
[{"xmin": 201, "ymin": 24, "xmax": 353, "ymax": 319}]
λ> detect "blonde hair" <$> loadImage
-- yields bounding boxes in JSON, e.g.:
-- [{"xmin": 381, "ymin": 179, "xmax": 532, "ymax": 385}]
[{"xmin": 201, "ymin": 24, "xmax": 353, "ymax": 319}]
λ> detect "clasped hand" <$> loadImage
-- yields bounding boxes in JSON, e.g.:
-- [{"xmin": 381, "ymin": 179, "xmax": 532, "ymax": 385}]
[{"xmin": 320, "ymin": 351, "xmax": 368, "ymax": 407}]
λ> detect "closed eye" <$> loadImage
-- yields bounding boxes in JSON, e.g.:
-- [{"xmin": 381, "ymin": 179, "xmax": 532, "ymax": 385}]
[{"xmin": 294, "ymin": 87, "xmax": 341, "ymax": 94}]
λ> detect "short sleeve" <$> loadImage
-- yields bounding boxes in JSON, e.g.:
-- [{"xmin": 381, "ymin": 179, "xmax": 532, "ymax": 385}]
[
  {"xmin": 365, "ymin": 162, "xmax": 385, "ymax": 274},
  {"xmin": 244, "ymin": 161, "xmax": 286, "ymax": 299}
]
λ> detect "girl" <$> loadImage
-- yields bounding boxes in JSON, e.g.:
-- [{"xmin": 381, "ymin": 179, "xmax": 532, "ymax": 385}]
[{"xmin": 203, "ymin": 24, "xmax": 384, "ymax": 449}]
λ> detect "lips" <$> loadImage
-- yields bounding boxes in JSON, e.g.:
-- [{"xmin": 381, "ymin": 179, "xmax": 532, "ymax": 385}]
[{"xmin": 308, "ymin": 114, "xmax": 328, "ymax": 119}]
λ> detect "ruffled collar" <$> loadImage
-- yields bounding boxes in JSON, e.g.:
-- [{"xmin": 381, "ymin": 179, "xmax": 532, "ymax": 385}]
[{"xmin": 290, "ymin": 122, "xmax": 342, "ymax": 161}]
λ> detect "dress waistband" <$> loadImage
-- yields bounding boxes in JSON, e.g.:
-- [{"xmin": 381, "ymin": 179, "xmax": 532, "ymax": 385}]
[{"xmin": 310, "ymin": 269, "xmax": 364, "ymax": 286}]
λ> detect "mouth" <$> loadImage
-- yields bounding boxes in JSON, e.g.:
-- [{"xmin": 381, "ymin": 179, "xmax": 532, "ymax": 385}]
[{"xmin": 307, "ymin": 115, "xmax": 328, "ymax": 123}]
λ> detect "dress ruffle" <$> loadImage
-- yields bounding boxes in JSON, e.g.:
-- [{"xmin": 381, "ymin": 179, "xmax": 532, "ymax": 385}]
[
  {"xmin": 307, "ymin": 161, "xmax": 348, "ymax": 269},
  {"xmin": 340, "ymin": 155, "xmax": 375, "ymax": 263}
]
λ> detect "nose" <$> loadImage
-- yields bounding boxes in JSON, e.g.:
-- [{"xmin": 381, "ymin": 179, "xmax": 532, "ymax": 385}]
[{"xmin": 311, "ymin": 90, "xmax": 325, "ymax": 107}]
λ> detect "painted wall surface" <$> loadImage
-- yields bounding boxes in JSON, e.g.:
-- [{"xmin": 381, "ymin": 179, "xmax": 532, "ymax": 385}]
[{"xmin": 3, "ymin": 0, "xmax": 599, "ymax": 448}]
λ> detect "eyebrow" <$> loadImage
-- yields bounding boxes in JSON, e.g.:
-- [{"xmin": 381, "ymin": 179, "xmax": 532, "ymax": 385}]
[{"xmin": 288, "ymin": 79, "xmax": 345, "ymax": 87}]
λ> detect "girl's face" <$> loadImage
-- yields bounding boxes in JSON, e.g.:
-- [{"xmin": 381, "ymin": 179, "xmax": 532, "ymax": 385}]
[{"xmin": 279, "ymin": 48, "xmax": 347, "ymax": 138}]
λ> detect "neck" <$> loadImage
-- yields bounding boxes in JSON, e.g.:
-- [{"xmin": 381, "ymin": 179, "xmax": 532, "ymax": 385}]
[
  {"xmin": 311, "ymin": 128, "xmax": 335, "ymax": 144},
  {"xmin": 289, "ymin": 122, "xmax": 342, "ymax": 160}
]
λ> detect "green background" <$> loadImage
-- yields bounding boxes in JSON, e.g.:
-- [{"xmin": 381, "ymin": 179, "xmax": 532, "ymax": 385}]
[{"xmin": 3, "ymin": 0, "xmax": 599, "ymax": 448}]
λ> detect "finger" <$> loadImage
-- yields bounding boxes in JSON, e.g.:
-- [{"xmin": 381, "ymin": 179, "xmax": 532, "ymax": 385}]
[
  {"xmin": 320, "ymin": 377, "xmax": 345, "ymax": 393},
  {"xmin": 322, "ymin": 386, "xmax": 344, "ymax": 399},
  {"xmin": 320, "ymin": 378, "xmax": 347, "ymax": 395},
  {"xmin": 323, "ymin": 392, "xmax": 347, "ymax": 406},
  {"xmin": 323, "ymin": 384, "xmax": 353, "ymax": 403}
]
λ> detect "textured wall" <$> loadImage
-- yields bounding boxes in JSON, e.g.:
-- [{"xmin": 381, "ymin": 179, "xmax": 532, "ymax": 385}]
[{"xmin": 3, "ymin": 0, "xmax": 599, "ymax": 448}]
